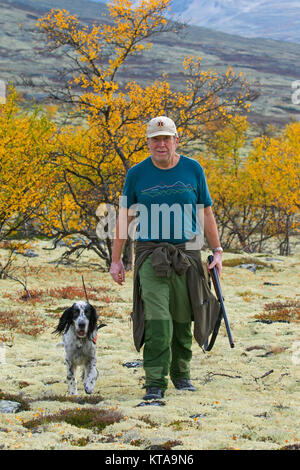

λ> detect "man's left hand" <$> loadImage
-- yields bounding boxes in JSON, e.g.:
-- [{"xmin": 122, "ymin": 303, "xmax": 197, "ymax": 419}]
[{"xmin": 208, "ymin": 252, "xmax": 222, "ymax": 277}]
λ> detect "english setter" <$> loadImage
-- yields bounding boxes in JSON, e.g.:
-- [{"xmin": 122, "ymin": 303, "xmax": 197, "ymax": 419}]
[{"xmin": 53, "ymin": 301, "xmax": 106, "ymax": 395}]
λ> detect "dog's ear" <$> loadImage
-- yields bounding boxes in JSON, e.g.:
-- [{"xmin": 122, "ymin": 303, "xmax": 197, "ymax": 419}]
[
  {"xmin": 52, "ymin": 307, "xmax": 74, "ymax": 335},
  {"xmin": 87, "ymin": 304, "xmax": 98, "ymax": 338}
]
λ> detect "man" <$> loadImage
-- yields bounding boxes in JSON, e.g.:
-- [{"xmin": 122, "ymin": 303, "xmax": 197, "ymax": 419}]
[{"xmin": 110, "ymin": 116, "xmax": 223, "ymax": 400}]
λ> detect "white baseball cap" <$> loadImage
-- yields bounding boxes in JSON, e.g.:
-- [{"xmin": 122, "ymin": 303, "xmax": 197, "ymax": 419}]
[{"xmin": 147, "ymin": 116, "xmax": 178, "ymax": 138}]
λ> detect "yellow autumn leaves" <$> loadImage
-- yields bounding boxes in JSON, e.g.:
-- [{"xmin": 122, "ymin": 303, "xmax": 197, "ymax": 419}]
[
  {"xmin": 1, "ymin": 0, "xmax": 298, "ymax": 260},
  {"xmin": 199, "ymin": 116, "xmax": 300, "ymax": 253},
  {"xmin": 0, "ymin": 87, "xmax": 57, "ymax": 240}
]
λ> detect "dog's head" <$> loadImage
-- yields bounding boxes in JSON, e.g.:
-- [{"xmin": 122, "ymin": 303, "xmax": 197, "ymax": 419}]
[{"xmin": 53, "ymin": 301, "xmax": 98, "ymax": 339}]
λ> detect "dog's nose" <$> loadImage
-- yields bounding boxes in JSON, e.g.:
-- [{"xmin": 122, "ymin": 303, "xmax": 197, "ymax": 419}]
[{"xmin": 78, "ymin": 321, "xmax": 86, "ymax": 329}]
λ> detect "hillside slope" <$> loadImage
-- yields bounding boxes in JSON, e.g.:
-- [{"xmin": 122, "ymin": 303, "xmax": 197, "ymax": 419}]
[
  {"xmin": 1, "ymin": 0, "xmax": 300, "ymax": 125},
  {"xmin": 95, "ymin": 0, "xmax": 300, "ymax": 43},
  {"xmin": 168, "ymin": 0, "xmax": 300, "ymax": 44}
]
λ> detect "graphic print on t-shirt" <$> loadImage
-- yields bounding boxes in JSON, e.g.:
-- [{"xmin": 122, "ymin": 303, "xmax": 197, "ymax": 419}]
[{"xmin": 141, "ymin": 181, "xmax": 196, "ymax": 198}]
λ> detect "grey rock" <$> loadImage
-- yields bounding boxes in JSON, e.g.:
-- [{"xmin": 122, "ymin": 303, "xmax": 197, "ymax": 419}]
[
  {"xmin": 237, "ymin": 263, "xmax": 264, "ymax": 273},
  {"xmin": 24, "ymin": 249, "xmax": 38, "ymax": 258},
  {"xmin": 123, "ymin": 360, "xmax": 143, "ymax": 368},
  {"xmin": 0, "ymin": 400, "xmax": 22, "ymax": 413}
]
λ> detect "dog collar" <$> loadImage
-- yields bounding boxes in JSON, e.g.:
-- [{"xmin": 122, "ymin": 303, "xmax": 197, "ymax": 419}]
[{"xmin": 92, "ymin": 333, "xmax": 98, "ymax": 344}]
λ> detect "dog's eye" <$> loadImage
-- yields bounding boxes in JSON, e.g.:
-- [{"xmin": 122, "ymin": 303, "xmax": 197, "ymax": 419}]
[{"xmin": 73, "ymin": 310, "xmax": 80, "ymax": 319}]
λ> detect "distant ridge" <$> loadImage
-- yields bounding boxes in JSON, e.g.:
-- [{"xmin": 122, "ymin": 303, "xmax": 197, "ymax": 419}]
[
  {"xmin": 1, "ymin": 0, "xmax": 299, "ymax": 125},
  {"xmin": 93, "ymin": 0, "xmax": 300, "ymax": 44}
]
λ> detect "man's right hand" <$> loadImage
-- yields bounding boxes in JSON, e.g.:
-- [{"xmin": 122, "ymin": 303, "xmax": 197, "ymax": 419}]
[{"xmin": 109, "ymin": 260, "xmax": 125, "ymax": 285}]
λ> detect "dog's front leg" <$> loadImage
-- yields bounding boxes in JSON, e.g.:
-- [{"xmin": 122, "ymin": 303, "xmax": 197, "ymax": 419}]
[
  {"xmin": 66, "ymin": 360, "xmax": 78, "ymax": 395},
  {"xmin": 84, "ymin": 359, "xmax": 98, "ymax": 394}
]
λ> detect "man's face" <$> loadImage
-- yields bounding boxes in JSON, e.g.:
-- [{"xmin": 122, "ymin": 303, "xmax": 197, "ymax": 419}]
[{"xmin": 147, "ymin": 135, "xmax": 179, "ymax": 168}]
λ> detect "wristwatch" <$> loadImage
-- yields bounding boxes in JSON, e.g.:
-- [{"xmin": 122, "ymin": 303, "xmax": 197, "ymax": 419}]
[{"xmin": 212, "ymin": 247, "xmax": 223, "ymax": 254}]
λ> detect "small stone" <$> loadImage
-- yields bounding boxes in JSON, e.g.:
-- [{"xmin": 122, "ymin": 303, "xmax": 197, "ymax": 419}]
[
  {"xmin": 24, "ymin": 249, "xmax": 38, "ymax": 258},
  {"xmin": 123, "ymin": 360, "xmax": 143, "ymax": 368},
  {"xmin": 237, "ymin": 263, "xmax": 264, "ymax": 273},
  {"xmin": 0, "ymin": 400, "xmax": 22, "ymax": 413}
]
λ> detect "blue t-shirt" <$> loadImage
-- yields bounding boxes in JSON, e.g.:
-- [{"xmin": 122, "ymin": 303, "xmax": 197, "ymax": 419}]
[{"xmin": 121, "ymin": 155, "xmax": 212, "ymax": 244}]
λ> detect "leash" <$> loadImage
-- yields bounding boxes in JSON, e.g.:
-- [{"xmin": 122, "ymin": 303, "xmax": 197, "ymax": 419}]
[
  {"xmin": 81, "ymin": 275, "xmax": 106, "ymax": 344},
  {"xmin": 81, "ymin": 275, "xmax": 89, "ymax": 303},
  {"xmin": 82, "ymin": 275, "xmax": 96, "ymax": 342}
]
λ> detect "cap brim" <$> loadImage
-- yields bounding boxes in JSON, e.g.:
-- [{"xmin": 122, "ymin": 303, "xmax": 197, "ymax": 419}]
[{"xmin": 147, "ymin": 131, "xmax": 177, "ymax": 138}]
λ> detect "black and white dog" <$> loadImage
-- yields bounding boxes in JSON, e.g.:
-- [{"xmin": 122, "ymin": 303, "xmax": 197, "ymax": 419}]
[{"xmin": 53, "ymin": 301, "xmax": 105, "ymax": 395}]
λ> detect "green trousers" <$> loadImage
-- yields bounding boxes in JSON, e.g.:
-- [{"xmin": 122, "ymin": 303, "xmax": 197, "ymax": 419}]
[{"xmin": 138, "ymin": 256, "xmax": 193, "ymax": 391}]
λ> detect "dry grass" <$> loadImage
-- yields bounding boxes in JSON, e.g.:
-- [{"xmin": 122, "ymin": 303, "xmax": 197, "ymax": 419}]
[
  {"xmin": 0, "ymin": 309, "xmax": 48, "ymax": 338},
  {"xmin": 222, "ymin": 257, "xmax": 271, "ymax": 268},
  {"xmin": 0, "ymin": 240, "xmax": 299, "ymax": 450},
  {"xmin": 255, "ymin": 299, "xmax": 300, "ymax": 323},
  {"xmin": 3, "ymin": 285, "xmax": 121, "ymax": 304}
]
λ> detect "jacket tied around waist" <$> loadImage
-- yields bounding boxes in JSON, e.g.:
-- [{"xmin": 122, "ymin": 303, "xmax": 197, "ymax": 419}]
[{"xmin": 131, "ymin": 240, "xmax": 221, "ymax": 352}]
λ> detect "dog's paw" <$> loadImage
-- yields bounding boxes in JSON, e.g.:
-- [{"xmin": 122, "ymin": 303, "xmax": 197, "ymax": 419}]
[
  {"xmin": 84, "ymin": 383, "xmax": 95, "ymax": 394},
  {"xmin": 84, "ymin": 378, "xmax": 96, "ymax": 394},
  {"xmin": 68, "ymin": 379, "xmax": 78, "ymax": 396}
]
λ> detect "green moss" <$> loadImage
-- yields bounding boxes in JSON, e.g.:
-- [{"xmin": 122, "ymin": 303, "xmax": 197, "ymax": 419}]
[
  {"xmin": 130, "ymin": 439, "xmax": 142, "ymax": 447},
  {"xmin": 168, "ymin": 420, "xmax": 184, "ymax": 431},
  {"xmin": 23, "ymin": 407, "xmax": 123, "ymax": 432},
  {"xmin": 70, "ymin": 437, "xmax": 90, "ymax": 447},
  {"xmin": 222, "ymin": 257, "xmax": 270, "ymax": 268},
  {"xmin": 162, "ymin": 440, "xmax": 183, "ymax": 449}
]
